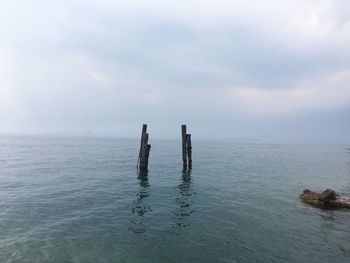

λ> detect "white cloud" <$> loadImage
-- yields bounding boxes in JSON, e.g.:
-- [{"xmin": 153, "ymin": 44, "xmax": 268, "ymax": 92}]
[
  {"xmin": 225, "ymin": 70, "xmax": 350, "ymax": 117},
  {"xmin": 0, "ymin": 0, "xmax": 349, "ymax": 141},
  {"xmin": 0, "ymin": 56, "xmax": 31, "ymax": 132}
]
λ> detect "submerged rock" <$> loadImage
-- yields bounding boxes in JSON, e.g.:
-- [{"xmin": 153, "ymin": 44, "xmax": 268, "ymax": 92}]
[{"xmin": 300, "ymin": 189, "xmax": 350, "ymax": 209}]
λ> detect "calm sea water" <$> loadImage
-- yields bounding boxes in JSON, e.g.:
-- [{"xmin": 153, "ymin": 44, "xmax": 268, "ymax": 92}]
[{"xmin": 0, "ymin": 135, "xmax": 350, "ymax": 263}]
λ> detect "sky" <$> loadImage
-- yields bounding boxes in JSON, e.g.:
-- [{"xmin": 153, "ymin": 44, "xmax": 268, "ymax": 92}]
[{"xmin": 0, "ymin": 0, "xmax": 349, "ymax": 143}]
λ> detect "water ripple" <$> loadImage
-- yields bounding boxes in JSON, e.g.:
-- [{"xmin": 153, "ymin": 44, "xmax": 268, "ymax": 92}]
[{"xmin": 0, "ymin": 136, "xmax": 350, "ymax": 262}]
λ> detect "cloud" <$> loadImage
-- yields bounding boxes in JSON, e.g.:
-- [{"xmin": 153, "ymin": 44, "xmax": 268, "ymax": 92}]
[
  {"xmin": 224, "ymin": 70, "xmax": 350, "ymax": 117},
  {"xmin": 0, "ymin": 0, "xmax": 350, "ymax": 141}
]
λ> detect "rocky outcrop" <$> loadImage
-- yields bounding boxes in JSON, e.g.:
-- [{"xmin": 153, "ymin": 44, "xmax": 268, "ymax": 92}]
[{"xmin": 300, "ymin": 189, "xmax": 350, "ymax": 208}]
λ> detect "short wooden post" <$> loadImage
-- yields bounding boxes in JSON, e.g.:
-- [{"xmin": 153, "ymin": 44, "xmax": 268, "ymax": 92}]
[
  {"xmin": 138, "ymin": 124, "xmax": 151, "ymax": 171},
  {"xmin": 181, "ymin": 125, "xmax": 187, "ymax": 170},
  {"xmin": 186, "ymin": 134, "xmax": 192, "ymax": 169},
  {"xmin": 145, "ymin": 144, "xmax": 151, "ymax": 167}
]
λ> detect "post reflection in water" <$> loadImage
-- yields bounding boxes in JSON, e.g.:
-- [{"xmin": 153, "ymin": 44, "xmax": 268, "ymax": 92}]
[
  {"xmin": 172, "ymin": 170, "xmax": 196, "ymax": 230},
  {"xmin": 129, "ymin": 171, "xmax": 151, "ymax": 234}
]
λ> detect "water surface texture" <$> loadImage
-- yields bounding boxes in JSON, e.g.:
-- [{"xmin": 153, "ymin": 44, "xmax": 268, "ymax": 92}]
[{"xmin": 0, "ymin": 135, "xmax": 350, "ymax": 262}]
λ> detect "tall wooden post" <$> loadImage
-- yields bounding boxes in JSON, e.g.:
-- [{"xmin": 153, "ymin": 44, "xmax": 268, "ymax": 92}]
[
  {"xmin": 137, "ymin": 124, "xmax": 147, "ymax": 167},
  {"xmin": 138, "ymin": 124, "xmax": 151, "ymax": 171},
  {"xmin": 186, "ymin": 134, "xmax": 192, "ymax": 170},
  {"xmin": 181, "ymin": 125, "xmax": 192, "ymax": 170},
  {"xmin": 181, "ymin": 125, "xmax": 187, "ymax": 170}
]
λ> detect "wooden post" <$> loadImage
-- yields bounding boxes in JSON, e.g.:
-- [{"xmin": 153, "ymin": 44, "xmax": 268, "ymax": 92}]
[
  {"xmin": 139, "ymin": 133, "xmax": 149, "ymax": 170},
  {"xmin": 181, "ymin": 125, "xmax": 187, "ymax": 170},
  {"xmin": 186, "ymin": 134, "xmax": 192, "ymax": 169},
  {"xmin": 145, "ymin": 144, "xmax": 151, "ymax": 168},
  {"xmin": 138, "ymin": 124, "xmax": 151, "ymax": 171},
  {"xmin": 137, "ymin": 124, "xmax": 147, "ymax": 167}
]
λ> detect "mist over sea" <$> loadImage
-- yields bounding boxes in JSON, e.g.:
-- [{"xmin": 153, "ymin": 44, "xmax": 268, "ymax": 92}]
[{"xmin": 1, "ymin": 135, "xmax": 350, "ymax": 262}]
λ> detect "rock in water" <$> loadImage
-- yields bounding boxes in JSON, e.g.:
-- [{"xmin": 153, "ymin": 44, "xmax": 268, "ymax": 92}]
[
  {"xmin": 300, "ymin": 189, "xmax": 319, "ymax": 200},
  {"xmin": 318, "ymin": 189, "xmax": 336, "ymax": 201},
  {"xmin": 300, "ymin": 189, "xmax": 350, "ymax": 209}
]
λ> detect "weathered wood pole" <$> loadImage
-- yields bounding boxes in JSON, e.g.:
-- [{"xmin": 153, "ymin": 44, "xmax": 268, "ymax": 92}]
[
  {"xmin": 181, "ymin": 125, "xmax": 187, "ymax": 170},
  {"xmin": 137, "ymin": 124, "xmax": 147, "ymax": 167},
  {"xmin": 145, "ymin": 144, "xmax": 151, "ymax": 167},
  {"xmin": 137, "ymin": 124, "xmax": 151, "ymax": 171},
  {"xmin": 186, "ymin": 134, "xmax": 192, "ymax": 169},
  {"xmin": 139, "ymin": 133, "xmax": 150, "ymax": 170}
]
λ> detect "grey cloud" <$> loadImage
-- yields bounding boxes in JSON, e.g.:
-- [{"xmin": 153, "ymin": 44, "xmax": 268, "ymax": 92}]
[{"xmin": 1, "ymin": 0, "xmax": 350, "ymax": 142}]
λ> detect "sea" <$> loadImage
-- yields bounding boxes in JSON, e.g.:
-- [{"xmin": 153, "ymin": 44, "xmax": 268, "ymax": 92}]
[{"xmin": 0, "ymin": 135, "xmax": 349, "ymax": 263}]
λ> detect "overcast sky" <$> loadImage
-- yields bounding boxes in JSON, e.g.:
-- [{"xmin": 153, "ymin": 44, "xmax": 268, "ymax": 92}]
[{"xmin": 0, "ymin": 0, "xmax": 349, "ymax": 142}]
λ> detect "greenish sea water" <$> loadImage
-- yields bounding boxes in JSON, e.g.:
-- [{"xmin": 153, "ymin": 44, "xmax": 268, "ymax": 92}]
[{"xmin": 0, "ymin": 135, "xmax": 350, "ymax": 262}]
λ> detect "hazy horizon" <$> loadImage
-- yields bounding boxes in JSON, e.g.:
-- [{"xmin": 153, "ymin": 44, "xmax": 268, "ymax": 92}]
[{"xmin": 1, "ymin": 0, "xmax": 350, "ymax": 143}]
